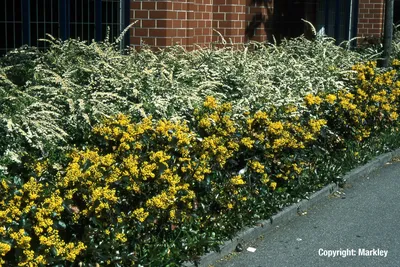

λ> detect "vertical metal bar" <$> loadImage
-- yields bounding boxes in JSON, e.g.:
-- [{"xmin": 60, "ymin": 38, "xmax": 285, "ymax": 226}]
[
  {"xmin": 44, "ymin": 0, "xmax": 47, "ymax": 47},
  {"xmin": 324, "ymin": 0, "xmax": 330, "ymax": 36},
  {"xmin": 81, "ymin": 0, "xmax": 83, "ymax": 40},
  {"xmin": 75, "ymin": 0, "xmax": 77, "ymax": 39},
  {"xmin": 13, "ymin": 0, "xmax": 16, "ymax": 49},
  {"xmin": 111, "ymin": 0, "xmax": 114, "ymax": 40},
  {"xmin": 352, "ymin": 0, "xmax": 359, "ymax": 47},
  {"xmin": 106, "ymin": 0, "xmax": 108, "ymax": 39},
  {"xmin": 88, "ymin": 0, "xmax": 90, "ymax": 41},
  {"xmin": 22, "ymin": 0, "xmax": 31, "ymax": 46},
  {"xmin": 381, "ymin": 0, "xmax": 394, "ymax": 67},
  {"xmin": 5, "ymin": 0, "xmax": 7, "ymax": 52},
  {"xmin": 36, "ymin": 0, "xmax": 39, "ymax": 45},
  {"xmin": 334, "ymin": 0, "xmax": 340, "ymax": 43},
  {"xmin": 51, "ymin": 0, "xmax": 53, "ymax": 36},
  {"xmin": 60, "ymin": 0, "xmax": 68, "ymax": 40},
  {"xmin": 348, "ymin": 0, "xmax": 353, "ymax": 41},
  {"xmin": 124, "ymin": 0, "xmax": 130, "ymax": 47},
  {"xmin": 95, "ymin": 0, "xmax": 102, "ymax": 41},
  {"xmin": 120, "ymin": 0, "xmax": 123, "ymax": 50}
]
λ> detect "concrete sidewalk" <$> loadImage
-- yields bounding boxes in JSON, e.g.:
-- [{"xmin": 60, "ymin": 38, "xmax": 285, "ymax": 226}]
[{"xmin": 213, "ymin": 160, "xmax": 400, "ymax": 267}]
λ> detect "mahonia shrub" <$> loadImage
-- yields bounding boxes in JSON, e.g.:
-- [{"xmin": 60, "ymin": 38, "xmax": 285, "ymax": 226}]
[{"xmin": 1, "ymin": 61, "xmax": 400, "ymax": 266}]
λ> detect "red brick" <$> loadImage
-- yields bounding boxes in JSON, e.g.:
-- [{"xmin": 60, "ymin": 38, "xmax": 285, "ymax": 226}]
[
  {"xmin": 130, "ymin": 37, "xmax": 141, "ymax": 45},
  {"xmin": 142, "ymin": 2, "xmax": 155, "ymax": 10},
  {"xmin": 177, "ymin": 29, "xmax": 187, "ymax": 36},
  {"xmin": 186, "ymin": 29, "xmax": 194, "ymax": 36},
  {"xmin": 141, "ymin": 38, "xmax": 156, "ymax": 46},
  {"xmin": 195, "ymin": 12, "xmax": 202, "ymax": 19},
  {"xmin": 149, "ymin": 29, "xmax": 167, "ymax": 37},
  {"xmin": 178, "ymin": 12, "xmax": 187, "ymax": 19},
  {"xmin": 214, "ymin": 0, "xmax": 226, "ymax": 4},
  {"xmin": 173, "ymin": 2, "xmax": 182, "ymax": 10},
  {"xmin": 368, "ymin": 18, "xmax": 382, "ymax": 23},
  {"xmin": 226, "ymin": 13, "xmax": 239, "ymax": 21},
  {"xmin": 197, "ymin": 20, "xmax": 206, "ymax": 28},
  {"xmin": 219, "ymin": 5, "xmax": 235, "ymax": 13},
  {"xmin": 363, "ymin": 13, "xmax": 374, "ymax": 18},
  {"xmin": 165, "ymin": 29, "xmax": 176, "ymax": 37},
  {"xmin": 172, "ymin": 20, "xmax": 182, "ymax": 28},
  {"xmin": 203, "ymin": 13, "xmax": 211, "ymax": 20},
  {"xmin": 368, "ymin": 28, "xmax": 381, "ymax": 34},
  {"xmin": 134, "ymin": 29, "xmax": 149, "ymax": 37},
  {"xmin": 235, "ymin": 6, "xmax": 246, "ymax": 13},
  {"xmin": 142, "ymin": 20, "xmax": 156, "ymax": 28},
  {"xmin": 150, "ymin": 11, "xmax": 168, "ymax": 19},
  {"xmin": 203, "ymin": 28, "xmax": 212, "ymax": 35},
  {"xmin": 213, "ymin": 13, "xmax": 225, "ymax": 20},
  {"xmin": 135, "ymin": 11, "xmax": 149, "ymax": 19},
  {"xmin": 157, "ymin": 2, "xmax": 171, "ymax": 10},
  {"xmin": 156, "ymin": 38, "xmax": 172, "ymax": 47},
  {"xmin": 156, "ymin": 20, "xmax": 172, "ymax": 28},
  {"xmin": 131, "ymin": 2, "xmax": 141, "ymax": 10},
  {"xmin": 219, "ymin": 21, "xmax": 232, "ymax": 28},
  {"xmin": 195, "ymin": 28, "xmax": 203, "ymax": 35}
]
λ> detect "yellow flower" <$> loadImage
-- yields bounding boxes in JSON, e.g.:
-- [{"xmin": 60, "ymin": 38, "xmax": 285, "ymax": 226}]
[
  {"xmin": 0, "ymin": 242, "xmax": 11, "ymax": 256},
  {"xmin": 261, "ymin": 173, "xmax": 269, "ymax": 184},
  {"xmin": 10, "ymin": 229, "xmax": 31, "ymax": 249},
  {"xmin": 269, "ymin": 181, "xmax": 277, "ymax": 191},
  {"xmin": 203, "ymin": 96, "xmax": 218, "ymax": 109},
  {"xmin": 308, "ymin": 119, "xmax": 327, "ymax": 134},
  {"xmin": 390, "ymin": 112, "xmax": 399, "ymax": 121},
  {"xmin": 254, "ymin": 110, "xmax": 268, "ymax": 120},
  {"xmin": 325, "ymin": 94, "xmax": 337, "ymax": 104},
  {"xmin": 268, "ymin": 121, "xmax": 284, "ymax": 135},
  {"xmin": 115, "ymin": 233, "xmax": 127, "ymax": 243},
  {"xmin": 292, "ymin": 163, "xmax": 302, "ymax": 174},
  {"xmin": 241, "ymin": 137, "xmax": 254, "ymax": 149},
  {"xmin": 250, "ymin": 161, "xmax": 264, "ymax": 173},
  {"xmin": 230, "ymin": 175, "xmax": 246, "ymax": 185},
  {"xmin": 199, "ymin": 117, "xmax": 212, "ymax": 128},
  {"xmin": 304, "ymin": 94, "xmax": 322, "ymax": 106},
  {"xmin": 132, "ymin": 208, "xmax": 149, "ymax": 222}
]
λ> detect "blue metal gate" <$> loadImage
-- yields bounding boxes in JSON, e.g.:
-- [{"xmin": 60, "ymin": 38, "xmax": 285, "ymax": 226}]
[{"xmin": 0, "ymin": 0, "xmax": 130, "ymax": 55}]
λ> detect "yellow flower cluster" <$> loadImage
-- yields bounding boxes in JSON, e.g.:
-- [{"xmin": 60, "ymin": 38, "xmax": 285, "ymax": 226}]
[
  {"xmin": 304, "ymin": 94, "xmax": 322, "ymax": 106},
  {"xmin": 230, "ymin": 175, "xmax": 246, "ymax": 185},
  {"xmin": 132, "ymin": 208, "xmax": 149, "ymax": 222},
  {"xmin": 0, "ymin": 180, "xmax": 86, "ymax": 266}
]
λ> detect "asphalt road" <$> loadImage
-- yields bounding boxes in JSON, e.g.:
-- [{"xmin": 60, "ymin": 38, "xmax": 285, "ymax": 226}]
[{"xmin": 214, "ymin": 160, "xmax": 400, "ymax": 267}]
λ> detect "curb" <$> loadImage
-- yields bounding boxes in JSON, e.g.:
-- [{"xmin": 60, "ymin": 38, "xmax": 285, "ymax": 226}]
[{"xmin": 183, "ymin": 148, "xmax": 400, "ymax": 267}]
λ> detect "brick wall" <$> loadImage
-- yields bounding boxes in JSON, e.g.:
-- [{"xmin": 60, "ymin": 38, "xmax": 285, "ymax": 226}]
[
  {"xmin": 130, "ymin": 0, "xmax": 274, "ymax": 50},
  {"xmin": 130, "ymin": 0, "xmax": 387, "ymax": 50},
  {"xmin": 357, "ymin": 0, "xmax": 385, "ymax": 40}
]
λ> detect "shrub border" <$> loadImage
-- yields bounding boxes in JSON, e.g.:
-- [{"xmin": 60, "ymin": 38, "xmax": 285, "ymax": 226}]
[{"xmin": 183, "ymin": 147, "xmax": 400, "ymax": 267}]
